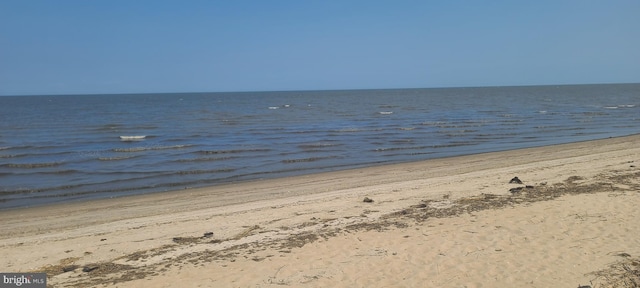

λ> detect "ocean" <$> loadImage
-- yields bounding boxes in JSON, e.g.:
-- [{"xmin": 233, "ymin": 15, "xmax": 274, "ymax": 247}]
[{"xmin": 1, "ymin": 84, "xmax": 638, "ymax": 210}]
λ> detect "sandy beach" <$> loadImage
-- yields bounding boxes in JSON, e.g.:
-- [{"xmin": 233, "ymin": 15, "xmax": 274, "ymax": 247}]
[{"xmin": 1, "ymin": 135, "xmax": 639, "ymax": 287}]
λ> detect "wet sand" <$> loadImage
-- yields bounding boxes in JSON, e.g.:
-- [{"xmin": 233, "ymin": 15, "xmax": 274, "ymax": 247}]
[{"xmin": 1, "ymin": 135, "xmax": 639, "ymax": 287}]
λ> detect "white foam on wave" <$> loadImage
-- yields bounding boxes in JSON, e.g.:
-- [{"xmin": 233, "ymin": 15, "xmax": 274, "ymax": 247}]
[
  {"xmin": 379, "ymin": 111, "xmax": 393, "ymax": 115},
  {"xmin": 119, "ymin": 135, "xmax": 146, "ymax": 141}
]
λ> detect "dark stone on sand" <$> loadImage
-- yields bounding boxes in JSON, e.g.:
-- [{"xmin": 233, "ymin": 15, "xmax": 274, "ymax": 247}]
[
  {"xmin": 100, "ymin": 238, "xmax": 107, "ymax": 241},
  {"xmin": 509, "ymin": 177, "xmax": 523, "ymax": 184},
  {"xmin": 82, "ymin": 265, "xmax": 99, "ymax": 273},
  {"xmin": 363, "ymin": 197, "xmax": 374, "ymax": 203},
  {"xmin": 577, "ymin": 285, "xmax": 591, "ymax": 288},
  {"xmin": 203, "ymin": 232, "xmax": 214, "ymax": 238},
  {"xmin": 509, "ymin": 187, "xmax": 524, "ymax": 193},
  {"xmin": 62, "ymin": 265, "xmax": 80, "ymax": 272},
  {"xmin": 526, "ymin": 185, "xmax": 534, "ymax": 189}
]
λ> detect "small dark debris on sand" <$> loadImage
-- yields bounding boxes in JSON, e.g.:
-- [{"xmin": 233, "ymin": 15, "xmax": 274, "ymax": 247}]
[
  {"xmin": 62, "ymin": 265, "xmax": 80, "ymax": 272},
  {"xmin": 203, "ymin": 232, "xmax": 214, "ymax": 238},
  {"xmin": 82, "ymin": 265, "xmax": 99, "ymax": 273},
  {"xmin": 363, "ymin": 197, "xmax": 374, "ymax": 203},
  {"xmin": 588, "ymin": 254, "xmax": 640, "ymax": 288},
  {"xmin": 172, "ymin": 236, "xmax": 202, "ymax": 244},
  {"xmin": 384, "ymin": 174, "xmax": 639, "ymax": 224},
  {"xmin": 510, "ymin": 185, "xmax": 535, "ymax": 193},
  {"xmin": 509, "ymin": 177, "xmax": 523, "ymax": 184}
]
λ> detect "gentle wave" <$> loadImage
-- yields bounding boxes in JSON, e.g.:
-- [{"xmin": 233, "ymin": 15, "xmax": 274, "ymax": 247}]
[
  {"xmin": 333, "ymin": 128, "xmax": 362, "ymax": 133},
  {"xmin": 98, "ymin": 156, "xmax": 137, "ymax": 161},
  {"xmin": 91, "ymin": 123, "xmax": 124, "ymax": 131},
  {"xmin": 41, "ymin": 169, "xmax": 78, "ymax": 175},
  {"xmin": 0, "ymin": 154, "xmax": 21, "ymax": 159},
  {"xmin": 297, "ymin": 143, "xmax": 341, "ymax": 149},
  {"xmin": 372, "ymin": 142, "xmax": 477, "ymax": 154},
  {"xmin": 176, "ymin": 168, "xmax": 236, "ymax": 175},
  {"xmin": 288, "ymin": 130, "xmax": 322, "ymax": 134},
  {"xmin": 431, "ymin": 142, "xmax": 479, "ymax": 149},
  {"xmin": 374, "ymin": 146, "xmax": 430, "ymax": 152},
  {"xmin": 579, "ymin": 111, "xmax": 608, "ymax": 116},
  {"xmin": 1, "ymin": 179, "xmax": 159, "ymax": 198},
  {"xmin": 176, "ymin": 156, "xmax": 236, "ymax": 162},
  {"xmin": 419, "ymin": 121, "xmax": 448, "ymax": 126},
  {"xmin": 282, "ymin": 156, "xmax": 339, "ymax": 163},
  {"xmin": 90, "ymin": 124, "xmax": 158, "ymax": 131},
  {"xmin": 197, "ymin": 148, "xmax": 271, "ymax": 155},
  {"xmin": 2, "ymin": 185, "xmax": 82, "ymax": 196},
  {"xmin": 473, "ymin": 132, "xmax": 518, "ymax": 139},
  {"xmin": 113, "ymin": 144, "xmax": 190, "ymax": 153},
  {"xmin": 0, "ymin": 144, "xmax": 59, "ymax": 151},
  {"xmin": 438, "ymin": 129, "xmax": 479, "ymax": 136},
  {"xmin": 1, "ymin": 162, "xmax": 63, "ymax": 169},
  {"xmin": 112, "ymin": 147, "xmax": 148, "ymax": 153}
]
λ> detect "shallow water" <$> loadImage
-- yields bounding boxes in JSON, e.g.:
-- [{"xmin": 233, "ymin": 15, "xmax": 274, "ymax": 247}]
[{"xmin": 0, "ymin": 83, "xmax": 638, "ymax": 209}]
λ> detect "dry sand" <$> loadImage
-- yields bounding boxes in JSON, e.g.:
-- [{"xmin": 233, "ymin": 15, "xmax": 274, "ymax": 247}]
[{"xmin": 1, "ymin": 135, "xmax": 639, "ymax": 287}]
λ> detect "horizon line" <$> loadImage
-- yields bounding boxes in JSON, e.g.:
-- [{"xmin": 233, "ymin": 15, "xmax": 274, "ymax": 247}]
[{"xmin": 1, "ymin": 81, "xmax": 638, "ymax": 97}]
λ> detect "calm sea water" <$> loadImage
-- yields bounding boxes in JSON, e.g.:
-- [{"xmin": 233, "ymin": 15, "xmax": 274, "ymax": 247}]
[{"xmin": 1, "ymin": 84, "xmax": 638, "ymax": 209}]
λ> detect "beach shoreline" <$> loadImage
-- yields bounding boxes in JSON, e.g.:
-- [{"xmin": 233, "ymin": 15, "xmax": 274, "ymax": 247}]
[
  {"xmin": 3, "ymin": 134, "xmax": 638, "ymax": 215},
  {"xmin": 1, "ymin": 134, "xmax": 639, "ymax": 287}
]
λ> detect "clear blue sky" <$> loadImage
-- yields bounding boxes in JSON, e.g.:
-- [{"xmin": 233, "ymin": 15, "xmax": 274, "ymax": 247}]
[{"xmin": 1, "ymin": 1, "xmax": 638, "ymax": 96}]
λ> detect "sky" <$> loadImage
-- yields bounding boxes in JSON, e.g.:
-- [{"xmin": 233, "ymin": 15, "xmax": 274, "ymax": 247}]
[{"xmin": 1, "ymin": 1, "xmax": 639, "ymax": 96}]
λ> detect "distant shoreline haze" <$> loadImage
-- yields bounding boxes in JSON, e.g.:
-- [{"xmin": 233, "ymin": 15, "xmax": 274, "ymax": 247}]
[{"xmin": 1, "ymin": 82, "xmax": 639, "ymax": 97}]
